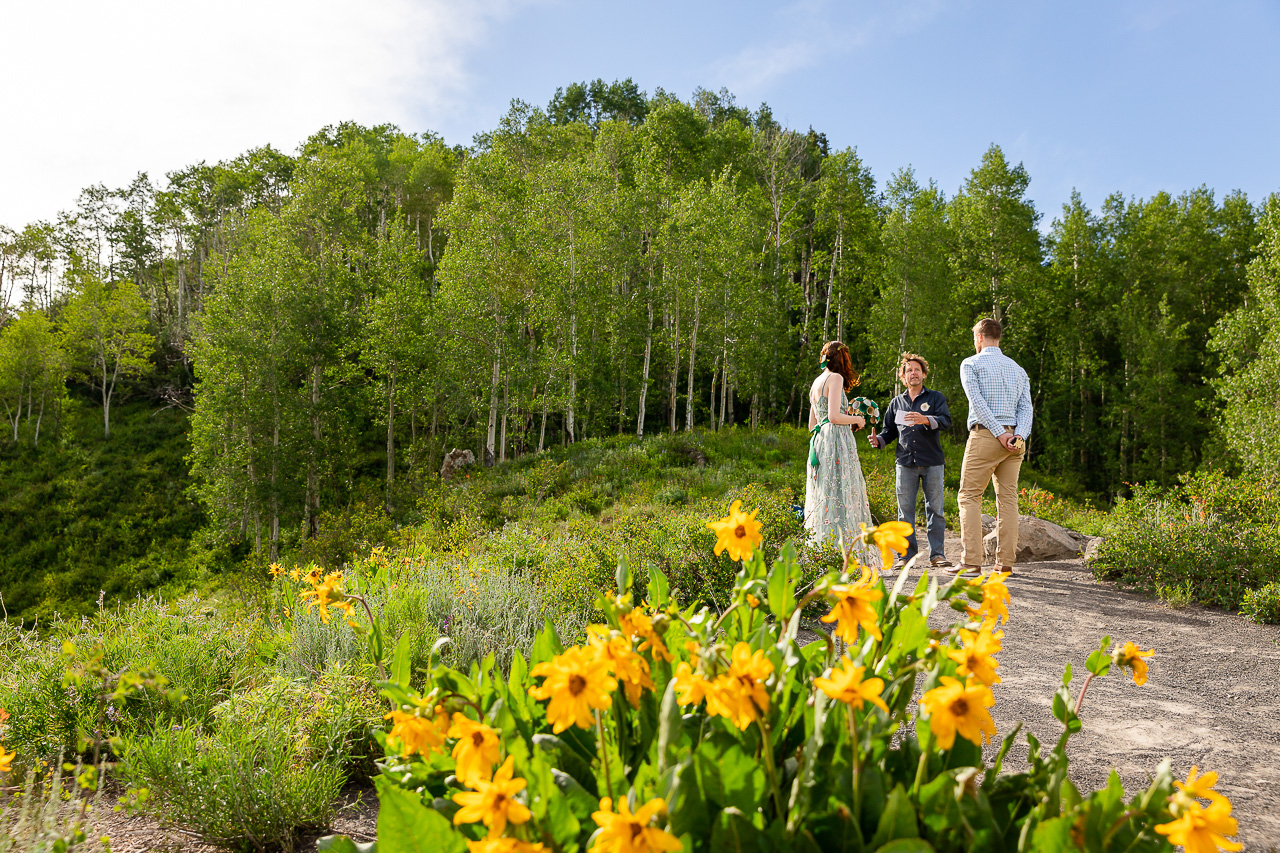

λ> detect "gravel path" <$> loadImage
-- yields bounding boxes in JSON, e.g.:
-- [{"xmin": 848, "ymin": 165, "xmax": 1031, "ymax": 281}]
[
  {"xmin": 88, "ymin": 534, "xmax": 1280, "ymax": 851},
  {"xmin": 925, "ymin": 533, "xmax": 1280, "ymax": 850}
]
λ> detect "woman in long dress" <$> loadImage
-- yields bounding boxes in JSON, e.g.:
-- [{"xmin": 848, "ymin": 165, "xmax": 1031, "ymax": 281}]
[{"xmin": 804, "ymin": 340, "xmax": 879, "ymax": 565}]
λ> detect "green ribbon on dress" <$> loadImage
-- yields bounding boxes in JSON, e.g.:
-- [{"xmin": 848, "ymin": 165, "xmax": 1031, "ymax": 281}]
[{"xmin": 808, "ymin": 417, "xmax": 829, "ymax": 468}]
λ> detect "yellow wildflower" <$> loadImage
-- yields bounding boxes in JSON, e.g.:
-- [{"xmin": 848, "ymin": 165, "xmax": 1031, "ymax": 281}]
[
  {"xmin": 590, "ymin": 796, "xmax": 682, "ymax": 853},
  {"xmin": 745, "ymin": 593, "xmax": 761, "ymax": 608},
  {"xmin": 619, "ymin": 608, "xmax": 673, "ymax": 662},
  {"xmin": 0, "ymin": 745, "xmax": 14, "ymax": 773},
  {"xmin": 862, "ymin": 521, "xmax": 913, "ymax": 568},
  {"xmin": 268, "ymin": 562, "xmax": 283, "ymax": 578},
  {"xmin": 587, "ymin": 628, "xmax": 655, "ymax": 708},
  {"xmin": 448, "ymin": 713, "xmax": 502, "ymax": 786},
  {"xmin": 452, "ymin": 755, "xmax": 532, "ymax": 838},
  {"xmin": 969, "ymin": 571, "xmax": 1012, "ymax": 625},
  {"xmin": 1116, "ymin": 641, "xmax": 1154, "ymax": 686},
  {"xmin": 707, "ymin": 500, "xmax": 763, "ymax": 562},
  {"xmin": 1175, "ymin": 765, "xmax": 1228, "ymax": 805},
  {"xmin": 673, "ymin": 662, "xmax": 713, "ymax": 707},
  {"xmin": 300, "ymin": 572, "xmax": 355, "ymax": 624},
  {"xmin": 384, "ymin": 706, "xmax": 449, "ymax": 757},
  {"xmin": 821, "ymin": 567, "xmax": 883, "ymax": 643},
  {"xmin": 289, "ymin": 568, "xmax": 301, "ymax": 582},
  {"xmin": 529, "ymin": 646, "xmax": 617, "ymax": 733},
  {"xmin": 814, "ymin": 658, "xmax": 889, "ymax": 712},
  {"xmin": 946, "ymin": 625, "xmax": 1003, "ymax": 686},
  {"xmin": 1155, "ymin": 797, "xmax": 1243, "ymax": 853},
  {"xmin": 714, "ymin": 642, "xmax": 773, "ymax": 730},
  {"xmin": 919, "ymin": 676, "xmax": 997, "ymax": 750}
]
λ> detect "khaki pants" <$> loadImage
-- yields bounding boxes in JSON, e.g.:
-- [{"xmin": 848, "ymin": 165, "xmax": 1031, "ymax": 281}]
[{"xmin": 958, "ymin": 427, "xmax": 1024, "ymax": 567}]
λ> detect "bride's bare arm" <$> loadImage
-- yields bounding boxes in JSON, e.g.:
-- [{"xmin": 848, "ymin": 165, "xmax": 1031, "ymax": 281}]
[{"xmin": 825, "ymin": 374, "xmax": 865, "ymax": 427}]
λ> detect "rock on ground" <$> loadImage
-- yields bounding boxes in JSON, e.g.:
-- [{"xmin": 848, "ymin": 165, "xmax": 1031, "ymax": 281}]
[{"xmin": 982, "ymin": 514, "xmax": 1090, "ymax": 563}]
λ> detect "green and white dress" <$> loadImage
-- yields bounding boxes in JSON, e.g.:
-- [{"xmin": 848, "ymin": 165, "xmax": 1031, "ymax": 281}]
[{"xmin": 804, "ymin": 387, "xmax": 879, "ymax": 565}]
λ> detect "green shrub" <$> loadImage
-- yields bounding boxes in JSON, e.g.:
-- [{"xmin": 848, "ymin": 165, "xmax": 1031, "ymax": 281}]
[
  {"xmin": 1092, "ymin": 471, "xmax": 1280, "ymax": 610},
  {"xmin": 119, "ymin": 715, "xmax": 346, "ymax": 852},
  {"xmin": 0, "ymin": 761, "xmax": 108, "ymax": 853},
  {"xmin": 1240, "ymin": 581, "xmax": 1280, "ymax": 624}
]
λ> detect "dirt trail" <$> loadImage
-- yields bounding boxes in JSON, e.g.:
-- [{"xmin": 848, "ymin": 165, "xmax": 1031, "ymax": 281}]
[{"xmin": 924, "ymin": 532, "xmax": 1280, "ymax": 849}]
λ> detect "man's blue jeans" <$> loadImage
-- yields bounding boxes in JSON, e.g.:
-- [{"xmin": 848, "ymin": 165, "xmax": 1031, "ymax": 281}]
[{"xmin": 895, "ymin": 464, "xmax": 946, "ymax": 563}]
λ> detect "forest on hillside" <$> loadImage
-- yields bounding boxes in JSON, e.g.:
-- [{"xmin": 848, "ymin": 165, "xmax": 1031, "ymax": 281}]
[{"xmin": 4, "ymin": 78, "xmax": 1280, "ymax": 565}]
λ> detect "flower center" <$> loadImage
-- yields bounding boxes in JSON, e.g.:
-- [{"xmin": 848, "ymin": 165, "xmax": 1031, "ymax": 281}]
[
  {"xmin": 629, "ymin": 823, "xmax": 644, "ymax": 841},
  {"xmin": 569, "ymin": 674, "xmax": 587, "ymax": 696},
  {"xmin": 949, "ymin": 697, "xmax": 969, "ymax": 717},
  {"xmin": 494, "ymin": 793, "xmax": 506, "ymax": 807},
  {"xmin": 735, "ymin": 524, "xmax": 746, "ymax": 538},
  {"xmin": 472, "ymin": 731, "xmax": 485, "ymax": 747}
]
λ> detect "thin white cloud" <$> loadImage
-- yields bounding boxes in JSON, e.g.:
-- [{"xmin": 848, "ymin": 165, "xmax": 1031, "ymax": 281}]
[
  {"xmin": 0, "ymin": 0, "xmax": 533, "ymax": 228},
  {"xmin": 706, "ymin": 0, "xmax": 947, "ymax": 96},
  {"xmin": 711, "ymin": 40, "xmax": 824, "ymax": 93}
]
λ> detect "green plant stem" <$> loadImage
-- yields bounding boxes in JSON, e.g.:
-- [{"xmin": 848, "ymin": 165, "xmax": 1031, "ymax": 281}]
[
  {"xmin": 596, "ymin": 710, "xmax": 615, "ymax": 804},
  {"xmin": 848, "ymin": 708, "xmax": 861, "ymax": 820},
  {"xmin": 1074, "ymin": 673, "xmax": 1096, "ymax": 716},
  {"xmin": 351, "ymin": 593, "xmax": 388, "ymax": 681},
  {"xmin": 912, "ymin": 743, "xmax": 929, "ymax": 798},
  {"xmin": 757, "ymin": 717, "xmax": 787, "ymax": 818}
]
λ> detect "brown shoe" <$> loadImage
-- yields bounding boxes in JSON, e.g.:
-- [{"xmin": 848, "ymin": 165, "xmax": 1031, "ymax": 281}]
[
  {"xmin": 947, "ymin": 563, "xmax": 981, "ymax": 576},
  {"xmin": 992, "ymin": 565, "xmax": 1016, "ymax": 577},
  {"xmin": 930, "ymin": 557, "xmax": 954, "ymax": 568}
]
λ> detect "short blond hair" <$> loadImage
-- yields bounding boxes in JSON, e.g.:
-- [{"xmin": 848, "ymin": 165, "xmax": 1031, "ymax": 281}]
[
  {"xmin": 973, "ymin": 318, "xmax": 1002, "ymax": 340},
  {"xmin": 899, "ymin": 352, "xmax": 930, "ymax": 377}
]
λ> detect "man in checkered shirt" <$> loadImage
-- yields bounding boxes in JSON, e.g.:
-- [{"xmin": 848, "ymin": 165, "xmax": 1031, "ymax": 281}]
[{"xmin": 954, "ymin": 317, "xmax": 1033, "ymax": 576}]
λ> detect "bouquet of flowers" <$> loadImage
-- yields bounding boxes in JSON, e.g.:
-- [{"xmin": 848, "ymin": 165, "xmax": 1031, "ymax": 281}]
[{"xmin": 848, "ymin": 395, "xmax": 880, "ymax": 429}]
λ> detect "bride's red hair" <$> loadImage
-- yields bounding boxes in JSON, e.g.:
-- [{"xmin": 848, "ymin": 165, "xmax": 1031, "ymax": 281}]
[{"xmin": 821, "ymin": 341, "xmax": 860, "ymax": 393}]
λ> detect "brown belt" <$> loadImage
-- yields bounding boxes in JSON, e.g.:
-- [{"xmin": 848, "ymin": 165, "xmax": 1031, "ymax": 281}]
[{"xmin": 971, "ymin": 425, "xmax": 1015, "ymax": 434}]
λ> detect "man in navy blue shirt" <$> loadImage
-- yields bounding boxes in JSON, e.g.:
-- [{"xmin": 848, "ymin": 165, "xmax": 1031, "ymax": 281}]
[{"xmin": 868, "ymin": 353, "xmax": 953, "ymax": 568}]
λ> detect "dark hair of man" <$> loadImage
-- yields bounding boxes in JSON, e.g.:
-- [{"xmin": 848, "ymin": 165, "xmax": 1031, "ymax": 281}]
[
  {"xmin": 899, "ymin": 352, "xmax": 930, "ymax": 378},
  {"xmin": 820, "ymin": 341, "xmax": 860, "ymax": 393},
  {"xmin": 973, "ymin": 318, "xmax": 1002, "ymax": 340}
]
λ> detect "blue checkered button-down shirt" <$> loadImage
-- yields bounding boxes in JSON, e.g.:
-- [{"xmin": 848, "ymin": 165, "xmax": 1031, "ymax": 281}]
[{"xmin": 960, "ymin": 347, "xmax": 1033, "ymax": 438}]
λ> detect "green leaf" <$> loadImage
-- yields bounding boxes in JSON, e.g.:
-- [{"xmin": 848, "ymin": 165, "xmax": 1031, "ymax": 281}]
[
  {"xmin": 710, "ymin": 808, "xmax": 768, "ymax": 853},
  {"xmin": 428, "ymin": 636, "xmax": 451, "ymax": 671},
  {"xmin": 531, "ymin": 620, "xmax": 564, "ymax": 666},
  {"xmin": 1030, "ymin": 816, "xmax": 1074, "ymax": 853},
  {"xmin": 648, "ymin": 563, "xmax": 671, "ymax": 607},
  {"xmin": 768, "ymin": 541, "xmax": 799, "ymax": 621},
  {"xmin": 390, "ymin": 632, "xmax": 412, "ymax": 690},
  {"xmin": 872, "ymin": 841, "xmax": 936, "ymax": 853},
  {"xmin": 884, "ymin": 606, "xmax": 929, "ymax": 666},
  {"xmin": 373, "ymin": 777, "xmax": 465, "ymax": 853},
  {"xmin": 657, "ymin": 680, "xmax": 684, "ymax": 774},
  {"xmin": 1085, "ymin": 636, "xmax": 1113, "ymax": 677},
  {"xmin": 697, "ymin": 738, "xmax": 767, "ymax": 813},
  {"xmin": 869, "ymin": 784, "xmax": 918, "ymax": 848},
  {"xmin": 520, "ymin": 746, "xmax": 581, "ymax": 849},
  {"xmin": 616, "ymin": 554, "xmax": 632, "ymax": 598}
]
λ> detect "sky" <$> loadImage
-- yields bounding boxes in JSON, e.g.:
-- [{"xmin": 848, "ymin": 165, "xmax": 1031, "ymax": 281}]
[{"xmin": 2, "ymin": 0, "xmax": 1278, "ymax": 230}]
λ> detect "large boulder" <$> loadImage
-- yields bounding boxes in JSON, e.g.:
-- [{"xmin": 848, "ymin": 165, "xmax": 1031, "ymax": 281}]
[
  {"xmin": 1082, "ymin": 536, "xmax": 1104, "ymax": 563},
  {"xmin": 983, "ymin": 515, "xmax": 1090, "ymax": 563},
  {"xmin": 440, "ymin": 448, "xmax": 476, "ymax": 481}
]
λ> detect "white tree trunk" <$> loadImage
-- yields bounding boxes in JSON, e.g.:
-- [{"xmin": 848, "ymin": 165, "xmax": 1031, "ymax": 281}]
[
  {"xmin": 486, "ymin": 355, "xmax": 500, "ymax": 460},
  {"xmin": 567, "ymin": 312, "xmax": 578, "ymax": 444},
  {"xmin": 685, "ymin": 285, "xmax": 700, "ymax": 431}
]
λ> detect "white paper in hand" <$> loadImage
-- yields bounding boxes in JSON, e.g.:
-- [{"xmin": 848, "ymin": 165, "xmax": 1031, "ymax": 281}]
[{"xmin": 895, "ymin": 410, "xmax": 912, "ymax": 426}]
